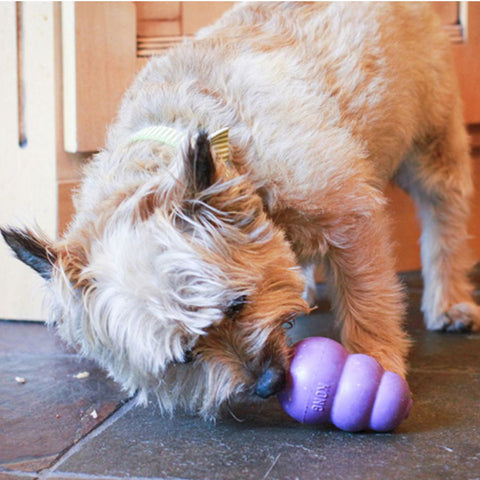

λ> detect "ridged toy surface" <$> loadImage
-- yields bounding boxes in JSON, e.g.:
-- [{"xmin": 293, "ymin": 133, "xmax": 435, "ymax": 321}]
[{"xmin": 278, "ymin": 337, "xmax": 412, "ymax": 432}]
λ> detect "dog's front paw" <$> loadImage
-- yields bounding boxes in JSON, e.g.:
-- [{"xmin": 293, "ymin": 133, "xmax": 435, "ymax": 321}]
[{"xmin": 431, "ymin": 302, "xmax": 480, "ymax": 333}]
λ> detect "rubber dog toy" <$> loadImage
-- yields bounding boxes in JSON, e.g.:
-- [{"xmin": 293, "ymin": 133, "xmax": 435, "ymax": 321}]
[{"xmin": 278, "ymin": 337, "xmax": 412, "ymax": 432}]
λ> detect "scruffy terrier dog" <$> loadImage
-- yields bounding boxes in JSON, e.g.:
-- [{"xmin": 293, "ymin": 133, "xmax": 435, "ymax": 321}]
[{"xmin": 2, "ymin": 3, "xmax": 480, "ymax": 419}]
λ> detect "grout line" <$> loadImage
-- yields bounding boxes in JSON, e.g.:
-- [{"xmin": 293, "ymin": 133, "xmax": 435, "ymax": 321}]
[
  {"xmin": 262, "ymin": 453, "xmax": 281, "ymax": 480},
  {"xmin": 37, "ymin": 397, "xmax": 138, "ymax": 480}
]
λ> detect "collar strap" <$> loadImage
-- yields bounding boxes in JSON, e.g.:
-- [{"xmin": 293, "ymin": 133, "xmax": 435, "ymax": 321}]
[
  {"xmin": 128, "ymin": 125, "xmax": 230, "ymax": 164},
  {"xmin": 128, "ymin": 125, "xmax": 186, "ymax": 148}
]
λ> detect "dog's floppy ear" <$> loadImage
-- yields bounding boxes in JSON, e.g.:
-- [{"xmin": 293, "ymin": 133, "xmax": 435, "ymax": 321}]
[
  {"xmin": 1, "ymin": 226, "xmax": 56, "ymax": 280},
  {"xmin": 187, "ymin": 131, "xmax": 216, "ymax": 192}
]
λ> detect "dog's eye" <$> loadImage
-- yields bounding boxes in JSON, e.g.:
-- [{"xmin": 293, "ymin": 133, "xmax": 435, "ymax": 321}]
[
  {"xmin": 182, "ymin": 349, "xmax": 195, "ymax": 363},
  {"xmin": 225, "ymin": 295, "xmax": 247, "ymax": 319},
  {"xmin": 174, "ymin": 349, "xmax": 194, "ymax": 364}
]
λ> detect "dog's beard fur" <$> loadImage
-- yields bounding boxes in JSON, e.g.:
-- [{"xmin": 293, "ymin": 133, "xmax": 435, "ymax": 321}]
[{"xmin": 29, "ymin": 139, "xmax": 308, "ymax": 419}]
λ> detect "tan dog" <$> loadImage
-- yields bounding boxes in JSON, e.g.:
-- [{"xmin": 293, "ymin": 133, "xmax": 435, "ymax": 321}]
[{"xmin": 2, "ymin": 2, "xmax": 479, "ymax": 419}]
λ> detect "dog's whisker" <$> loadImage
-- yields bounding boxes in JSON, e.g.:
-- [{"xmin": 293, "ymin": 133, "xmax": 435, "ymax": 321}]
[{"xmin": 226, "ymin": 403, "xmax": 246, "ymax": 423}]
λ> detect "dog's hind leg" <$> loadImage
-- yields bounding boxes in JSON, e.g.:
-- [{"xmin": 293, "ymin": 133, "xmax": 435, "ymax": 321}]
[{"xmin": 396, "ymin": 107, "xmax": 480, "ymax": 332}]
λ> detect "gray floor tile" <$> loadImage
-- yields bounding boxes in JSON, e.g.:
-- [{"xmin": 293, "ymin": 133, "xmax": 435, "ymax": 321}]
[
  {"xmin": 51, "ymin": 368, "xmax": 480, "ymax": 480},
  {"xmin": 2, "ymin": 268, "xmax": 480, "ymax": 480},
  {"xmin": 50, "ymin": 314, "xmax": 480, "ymax": 480},
  {"xmin": 0, "ymin": 321, "xmax": 70, "ymax": 355},
  {"xmin": 0, "ymin": 322, "xmax": 128, "ymax": 473}
]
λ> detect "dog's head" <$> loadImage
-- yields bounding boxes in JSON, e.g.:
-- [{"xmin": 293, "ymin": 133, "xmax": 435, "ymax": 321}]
[{"xmin": 1, "ymin": 131, "xmax": 308, "ymax": 419}]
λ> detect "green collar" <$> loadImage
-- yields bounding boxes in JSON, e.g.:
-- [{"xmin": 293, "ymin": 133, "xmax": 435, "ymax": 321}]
[{"xmin": 129, "ymin": 125, "xmax": 230, "ymax": 165}]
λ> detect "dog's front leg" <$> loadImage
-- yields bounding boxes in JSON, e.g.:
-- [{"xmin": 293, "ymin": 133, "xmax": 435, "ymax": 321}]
[{"xmin": 322, "ymin": 208, "xmax": 410, "ymax": 378}]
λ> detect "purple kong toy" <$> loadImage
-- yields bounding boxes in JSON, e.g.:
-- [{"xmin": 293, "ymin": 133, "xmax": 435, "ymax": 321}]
[{"xmin": 278, "ymin": 337, "xmax": 412, "ymax": 432}]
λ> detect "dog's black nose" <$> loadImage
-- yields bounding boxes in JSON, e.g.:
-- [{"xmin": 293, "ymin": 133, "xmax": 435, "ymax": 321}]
[{"xmin": 255, "ymin": 365, "xmax": 286, "ymax": 398}]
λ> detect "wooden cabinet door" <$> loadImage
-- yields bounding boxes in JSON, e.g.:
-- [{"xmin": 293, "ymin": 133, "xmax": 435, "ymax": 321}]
[
  {"xmin": 0, "ymin": 3, "xmax": 57, "ymax": 319},
  {"xmin": 451, "ymin": 3, "xmax": 480, "ymax": 126},
  {"xmin": 62, "ymin": 2, "xmax": 137, "ymax": 153},
  {"xmin": 135, "ymin": 2, "xmax": 232, "ymax": 64},
  {"xmin": 433, "ymin": 2, "xmax": 480, "ymax": 141}
]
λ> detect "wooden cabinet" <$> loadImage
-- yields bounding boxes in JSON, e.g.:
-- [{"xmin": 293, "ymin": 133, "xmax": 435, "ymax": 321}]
[
  {"xmin": 0, "ymin": 3, "xmax": 58, "ymax": 319},
  {"xmin": 1, "ymin": 2, "xmax": 479, "ymax": 319}
]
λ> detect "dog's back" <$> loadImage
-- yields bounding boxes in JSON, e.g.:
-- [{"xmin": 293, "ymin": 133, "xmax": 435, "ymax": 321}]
[{"xmin": 109, "ymin": 2, "xmax": 456, "ymax": 204}]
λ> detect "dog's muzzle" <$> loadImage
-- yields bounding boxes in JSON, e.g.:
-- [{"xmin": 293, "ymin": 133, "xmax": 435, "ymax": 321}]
[{"xmin": 255, "ymin": 365, "xmax": 286, "ymax": 398}]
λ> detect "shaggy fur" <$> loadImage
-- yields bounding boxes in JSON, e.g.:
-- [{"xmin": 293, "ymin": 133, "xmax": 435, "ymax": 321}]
[{"xmin": 2, "ymin": 2, "xmax": 479, "ymax": 419}]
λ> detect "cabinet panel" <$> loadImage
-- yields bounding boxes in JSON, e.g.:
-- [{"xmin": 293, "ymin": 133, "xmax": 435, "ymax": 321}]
[
  {"xmin": 432, "ymin": 1, "xmax": 460, "ymax": 24},
  {"xmin": 451, "ymin": 4, "xmax": 480, "ymax": 124},
  {"xmin": 135, "ymin": 1, "xmax": 232, "ymax": 57},
  {"xmin": 62, "ymin": 2, "xmax": 137, "ymax": 152},
  {"xmin": 182, "ymin": 2, "xmax": 233, "ymax": 35},
  {"xmin": 0, "ymin": 3, "xmax": 57, "ymax": 320},
  {"xmin": 432, "ymin": 2, "xmax": 480, "ymax": 124},
  {"xmin": 136, "ymin": 2, "xmax": 181, "ymax": 37}
]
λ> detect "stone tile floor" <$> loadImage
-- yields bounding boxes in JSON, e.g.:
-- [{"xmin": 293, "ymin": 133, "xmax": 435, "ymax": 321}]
[{"xmin": 1, "ymin": 270, "xmax": 480, "ymax": 480}]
